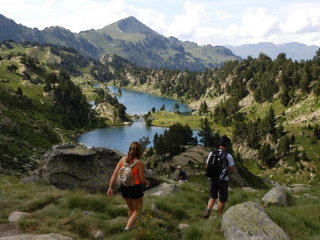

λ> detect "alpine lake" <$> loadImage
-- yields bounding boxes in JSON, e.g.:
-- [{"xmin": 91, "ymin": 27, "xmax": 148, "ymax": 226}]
[{"xmin": 76, "ymin": 86, "xmax": 198, "ymax": 154}]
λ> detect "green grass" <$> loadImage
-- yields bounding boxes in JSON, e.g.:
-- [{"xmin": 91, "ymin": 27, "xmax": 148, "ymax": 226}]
[
  {"xmin": 1, "ymin": 175, "xmax": 319, "ymax": 240},
  {"xmin": 265, "ymin": 190, "xmax": 320, "ymax": 239},
  {"xmin": 151, "ymin": 111, "xmax": 201, "ymax": 130},
  {"xmin": 150, "ymin": 111, "xmax": 232, "ymax": 135}
]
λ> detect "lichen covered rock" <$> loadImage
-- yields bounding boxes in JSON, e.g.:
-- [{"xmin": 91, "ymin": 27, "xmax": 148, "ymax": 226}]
[
  {"xmin": 262, "ymin": 186, "xmax": 287, "ymax": 206},
  {"xmin": 221, "ymin": 201, "xmax": 289, "ymax": 240}
]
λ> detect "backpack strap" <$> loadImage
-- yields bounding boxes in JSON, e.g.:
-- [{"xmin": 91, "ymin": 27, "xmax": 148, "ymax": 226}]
[
  {"xmin": 220, "ymin": 151, "xmax": 229, "ymax": 166},
  {"xmin": 122, "ymin": 157, "xmax": 139, "ymax": 168},
  {"xmin": 208, "ymin": 149, "xmax": 219, "ymax": 164},
  {"xmin": 130, "ymin": 159, "xmax": 139, "ymax": 168}
]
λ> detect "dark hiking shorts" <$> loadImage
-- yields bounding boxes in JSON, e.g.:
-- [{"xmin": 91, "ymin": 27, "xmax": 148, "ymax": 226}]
[
  {"xmin": 121, "ymin": 184, "xmax": 144, "ymax": 199},
  {"xmin": 209, "ymin": 179, "xmax": 229, "ymax": 203}
]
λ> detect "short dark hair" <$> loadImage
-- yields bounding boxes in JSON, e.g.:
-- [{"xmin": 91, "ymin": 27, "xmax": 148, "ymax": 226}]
[{"xmin": 219, "ymin": 135, "xmax": 230, "ymax": 147}]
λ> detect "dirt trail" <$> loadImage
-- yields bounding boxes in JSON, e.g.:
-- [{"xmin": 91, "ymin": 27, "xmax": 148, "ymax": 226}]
[{"xmin": 0, "ymin": 223, "xmax": 23, "ymax": 237}]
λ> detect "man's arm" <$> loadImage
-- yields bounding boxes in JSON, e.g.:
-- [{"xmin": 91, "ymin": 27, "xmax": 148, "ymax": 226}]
[
  {"xmin": 227, "ymin": 154, "xmax": 235, "ymax": 174},
  {"xmin": 229, "ymin": 165, "xmax": 234, "ymax": 174}
]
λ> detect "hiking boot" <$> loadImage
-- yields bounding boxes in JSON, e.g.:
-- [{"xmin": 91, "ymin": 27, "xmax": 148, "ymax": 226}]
[
  {"xmin": 203, "ymin": 214, "xmax": 210, "ymax": 219},
  {"xmin": 203, "ymin": 209, "xmax": 211, "ymax": 219}
]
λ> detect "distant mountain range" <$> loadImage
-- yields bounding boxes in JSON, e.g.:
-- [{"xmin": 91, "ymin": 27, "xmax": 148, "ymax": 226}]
[
  {"xmin": 1, "ymin": 13, "xmax": 318, "ymax": 70},
  {"xmin": 225, "ymin": 42, "xmax": 319, "ymax": 61},
  {"xmin": 0, "ymin": 14, "xmax": 239, "ymax": 71}
]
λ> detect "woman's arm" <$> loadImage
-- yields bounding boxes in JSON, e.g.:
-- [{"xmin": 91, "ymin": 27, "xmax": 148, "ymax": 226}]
[
  {"xmin": 107, "ymin": 159, "xmax": 122, "ymax": 197},
  {"xmin": 137, "ymin": 161, "xmax": 150, "ymax": 187}
]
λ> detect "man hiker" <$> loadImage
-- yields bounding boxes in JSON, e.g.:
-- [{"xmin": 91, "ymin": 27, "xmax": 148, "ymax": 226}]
[
  {"xmin": 203, "ymin": 135, "xmax": 234, "ymax": 218},
  {"xmin": 176, "ymin": 165, "xmax": 187, "ymax": 182}
]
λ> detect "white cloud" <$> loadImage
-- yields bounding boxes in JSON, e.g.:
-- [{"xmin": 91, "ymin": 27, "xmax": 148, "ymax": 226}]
[
  {"xmin": 215, "ymin": 10, "xmax": 233, "ymax": 20},
  {"xmin": 163, "ymin": 1, "xmax": 206, "ymax": 38},
  {"xmin": 281, "ymin": 8, "xmax": 320, "ymax": 34},
  {"xmin": 239, "ymin": 8, "xmax": 280, "ymax": 38},
  {"xmin": 1, "ymin": 0, "xmax": 320, "ymax": 46}
]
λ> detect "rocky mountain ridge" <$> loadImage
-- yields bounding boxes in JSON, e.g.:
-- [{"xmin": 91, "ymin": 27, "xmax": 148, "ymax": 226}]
[{"xmin": 0, "ymin": 14, "xmax": 239, "ymax": 71}]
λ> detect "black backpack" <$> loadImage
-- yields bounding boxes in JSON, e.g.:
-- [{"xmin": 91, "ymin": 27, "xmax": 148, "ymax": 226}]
[{"xmin": 206, "ymin": 149, "xmax": 229, "ymax": 180}]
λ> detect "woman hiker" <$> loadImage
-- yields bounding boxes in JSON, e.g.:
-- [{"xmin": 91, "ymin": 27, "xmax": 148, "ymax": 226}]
[{"xmin": 107, "ymin": 141, "xmax": 150, "ymax": 231}]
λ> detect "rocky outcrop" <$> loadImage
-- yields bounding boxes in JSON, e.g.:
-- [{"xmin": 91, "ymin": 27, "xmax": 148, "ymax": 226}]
[
  {"xmin": 25, "ymin": 144, "xmax": 159, "ymax": 192},
  {"xmin": 144, "ymin": 183, "xmax": 181, "ymax": 196},
  {"xmin": 95, "ymin": 102, "xmax": 114, "ymax": 121},
  {"xmin": 291, "ymin": 184, "xmax": 312, "ymax": 193},
  {"xmin": 221, "ymin": 201, "xmax": 289, "ymax": 240},
  {"xmin": 262, "ymin": 186, "xmax": 287, "ymax": 206},
  {"xmin": 146, "ymin": 145, "xmax": 248, "ymax": 187},
  {"xmin": 229, "ymin": 166, "xmax": 248, "ymax": 187}
]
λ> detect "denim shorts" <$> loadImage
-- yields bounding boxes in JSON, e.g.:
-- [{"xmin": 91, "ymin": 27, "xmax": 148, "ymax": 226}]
[{"xmin": 120, "ymin": 184, "xmax": 144, "ymax": 199}]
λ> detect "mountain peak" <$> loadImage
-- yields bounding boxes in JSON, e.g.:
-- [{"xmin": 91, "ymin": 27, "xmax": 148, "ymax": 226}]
[{"xmin": 114, "ymin": 16, "xmax": 156, "ymax": 35}]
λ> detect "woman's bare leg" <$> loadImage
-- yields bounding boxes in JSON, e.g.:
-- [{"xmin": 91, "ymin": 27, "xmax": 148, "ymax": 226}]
[
  {"xmin": 124, "ymin": 198, "xmax": 134, "ymax": 218},
  {"xmin": 125, "ymin": 197, "xmax": 143, "ymax": 229}
]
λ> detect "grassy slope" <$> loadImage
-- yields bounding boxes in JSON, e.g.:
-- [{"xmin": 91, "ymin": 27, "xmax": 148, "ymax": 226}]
[
  {"xmin": 0, "ymin": 78, "xmax": 74, "ymax": 173},
  {"xmin": 0, "ymin": 175, "xmax": 319, "ymax": 240},
  {"xmin": 0, "ymin": 44, "xmax": 98, "ymax": 173}
]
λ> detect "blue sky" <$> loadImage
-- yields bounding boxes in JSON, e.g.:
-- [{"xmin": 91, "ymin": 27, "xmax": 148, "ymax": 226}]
[{"xmin": 1, "ymin": 0, "xmax": 320, "ymax": 46}]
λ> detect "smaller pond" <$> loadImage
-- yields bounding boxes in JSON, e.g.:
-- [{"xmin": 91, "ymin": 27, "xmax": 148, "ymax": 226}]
[{"xmin": 77, "ymin": 119, "xmax": 168, "ymax": 154}]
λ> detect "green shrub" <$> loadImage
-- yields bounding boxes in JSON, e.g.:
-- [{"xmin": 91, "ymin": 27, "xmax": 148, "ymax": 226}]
[
  {"xmin": 135, "ymin": 212, "xmax": 172, "ymax": 240},
  {"xmin": 63, "ymin": 191, "xmax": 106, "ymax": 212},
  {"xmin": 183, "ymin": 226, "xmax": 202, "ymax": 240}
]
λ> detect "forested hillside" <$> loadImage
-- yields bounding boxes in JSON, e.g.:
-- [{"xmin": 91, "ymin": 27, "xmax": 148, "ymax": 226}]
[
  {"xmin": 108, "ymin": 51, "xmax": 320, "ymax": 183},
  {"xmin": 0, "ymin": 41, "xmax": 128, "ymax": 174}
]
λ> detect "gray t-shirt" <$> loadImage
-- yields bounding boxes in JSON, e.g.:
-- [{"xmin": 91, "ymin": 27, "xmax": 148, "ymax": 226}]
[{"xmin": 206, "ymin": 149, "xmax": 235, "ymax": 181}]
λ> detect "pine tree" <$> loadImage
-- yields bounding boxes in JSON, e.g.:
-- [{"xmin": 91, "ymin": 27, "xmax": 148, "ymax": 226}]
[
  {"xmin": 314, "ymin": 125, "xmax": 320, "ymax": 140},
  {"xmin": 261, "ymin": 107, "xmax": 276, "ymax": 136},
  {"xmin": 258, "ymin": 143, "xmax": 276, "ymax": 168},
  {"xmin": 299, "ymin": 63, "xmax": 312, "ymax": 93},
  {"xmin": 198, "ymin": 118, "xmax": 218, "ymax": 147},
  {"xmin": 289, "ymin": 134, "xmax": 296, "ymax": 144},
  {"xmin": 280, "ymin": 86, "xmax": 290, "ymax": 106},
  {"xmin": 16, "ymin": 87, "xmax": 23, "ymax": 95},
  {"xmin": 314, "ymin": 76, "xmax": 320, "ymax": 96},
  {"xmin": 160, "ymin": 104, "xmax": 165, "ymax": 111},
  {"xmin": 199, "ymin": 101, "xmax": 208, "ymax": 115},
  {"xmin": 277, "ymin": 136, "xmax": 290, "ymax": 157},
  {"xmin": 301, "ymin": 151, "xmax": 309, "ymax": 161},
  {"xmin": 173, "ymin": 103, "xmax": 180, "ymax": 113}
]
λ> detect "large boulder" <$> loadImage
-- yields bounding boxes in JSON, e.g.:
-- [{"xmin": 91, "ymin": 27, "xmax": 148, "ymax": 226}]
[
  {"xmin": 262, "ymin": 186, "xmax": 287, "ymax": 206},
  {"xmin": 25, "ymin": 144, "xmax": 159, "ymax": 192},
  {"xmin": 221, "ymin": 201, "xmax": 289, "ymax": 240}
]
